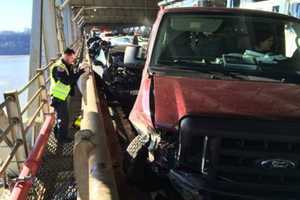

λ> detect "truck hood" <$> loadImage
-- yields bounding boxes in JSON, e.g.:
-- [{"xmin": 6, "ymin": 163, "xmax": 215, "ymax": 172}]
[{"xmin": 153, "ymin": 76, "xmax": 300, "ymax": 129}]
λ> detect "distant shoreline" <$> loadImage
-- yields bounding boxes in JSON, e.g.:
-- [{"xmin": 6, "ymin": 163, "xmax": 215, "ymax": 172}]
[
  {"xmin": 0, "ymin": 31, "xmax": 30, "ymax": 57},
  {"xmin": 0, "ymin": 54, "xmax": 29, "ymax": 56}
]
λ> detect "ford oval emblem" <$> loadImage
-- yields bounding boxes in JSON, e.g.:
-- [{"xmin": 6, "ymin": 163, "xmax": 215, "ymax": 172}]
[{"xmin": 259, "ymin": 159, "xmax": 297, "ymax": 169}]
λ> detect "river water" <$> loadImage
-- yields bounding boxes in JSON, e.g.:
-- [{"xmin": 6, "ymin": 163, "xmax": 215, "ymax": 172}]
[
  {"xmin": 0, "ymin": 55, "xmax": 29, "ymax": 198},
  {"xmin": 0, "ymin": 55, "xmax": 29, "ymax": 105}
]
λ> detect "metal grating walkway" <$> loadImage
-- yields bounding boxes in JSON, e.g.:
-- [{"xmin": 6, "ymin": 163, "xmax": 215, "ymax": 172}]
[
  {"xmin": 26, "ymin": 87, "xmax": 83, "ymax": 200},
  {"xmin": 27, "ymin": 134, "xmax": 77, "ymax": 200}
]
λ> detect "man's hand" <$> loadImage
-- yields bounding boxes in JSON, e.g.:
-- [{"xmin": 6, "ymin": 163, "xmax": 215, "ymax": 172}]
[
  {"xmin": 79, "ymin": 62, "xmax": 89, "ymax": 71},
  {"xmin": 78, "ymin": 62, "xmax": 92, "ymax": 76}
]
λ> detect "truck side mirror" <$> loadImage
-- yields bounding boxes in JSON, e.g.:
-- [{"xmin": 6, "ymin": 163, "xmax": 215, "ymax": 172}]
[
  {"xmin": 124, "ymin": 45, "xmax": 146, "ymax": 66},
  {"xmin": 296, "ymin": 36, "xmax": 300, "ymax": 48}
]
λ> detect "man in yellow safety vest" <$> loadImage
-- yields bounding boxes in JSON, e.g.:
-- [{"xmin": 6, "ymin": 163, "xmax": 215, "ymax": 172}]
[{"xmin": 50, "ymin": 48, "xmax": 86, "ymax": 143}]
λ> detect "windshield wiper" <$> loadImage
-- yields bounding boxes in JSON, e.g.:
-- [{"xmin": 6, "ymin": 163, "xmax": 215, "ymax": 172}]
[
  {"xmin": 174, "ymin": 58, "xmax": 207, "ymax": 65},
  {"xmin": 156, "ymin": 59, "xmax": 300, "ymax": 84},
  {"xmin": 223, "ymin": 72, "xmax": 284, "ymax": 82},
  {"xmin": 158, "ymin": 59, "xmax": 208, "ymax": 67}
]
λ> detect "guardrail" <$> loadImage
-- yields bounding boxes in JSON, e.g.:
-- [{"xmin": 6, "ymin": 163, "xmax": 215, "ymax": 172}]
[
  {"xmin": 74, "ymin": 41, "xmax": 119, "ymax": 200},
  {"xmin": 0, "ymin": 61, "xmax": 52, "ymax": 178},
  {"xmin": 11, "ymin": 114, "xmax": 55, "ymax": 200},
  {"xmin": 0, "ymin": 39, "xmax": 82, "ymax": 189}
]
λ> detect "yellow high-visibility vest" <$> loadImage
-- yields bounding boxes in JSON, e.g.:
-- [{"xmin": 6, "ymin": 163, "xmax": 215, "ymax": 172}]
[{"xmin": 50, "ymin": 60, "xmax": 71, "ymax": 101}]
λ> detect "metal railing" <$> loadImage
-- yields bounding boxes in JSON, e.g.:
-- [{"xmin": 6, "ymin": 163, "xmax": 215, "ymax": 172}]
[
  {"xmin": 0, "ymin": 60, "xmax": 53, "ymax": 178},
  {"xmin": 0, "ymin": 39, "xmax": 83, "ymax": 184}
]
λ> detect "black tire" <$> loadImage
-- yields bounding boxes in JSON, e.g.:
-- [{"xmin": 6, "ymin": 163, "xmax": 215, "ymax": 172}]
[{"xmin": 124, "ymin": 135, "xmax": 162, "ymax": 192}]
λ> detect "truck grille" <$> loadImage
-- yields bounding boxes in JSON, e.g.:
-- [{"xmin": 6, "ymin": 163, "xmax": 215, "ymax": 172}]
[
  {"xmin": 179, "ymin": 117, "xmax": 300, "ymax": 193},
  {"xmin": 215, "ymin": 138, "xmax": 300, "ymax": 187}
]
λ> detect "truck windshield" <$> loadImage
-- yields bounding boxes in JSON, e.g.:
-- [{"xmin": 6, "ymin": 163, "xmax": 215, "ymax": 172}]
[{"xmin": 151, "ymin": 13, "xmax": 300, "ymax": 82}]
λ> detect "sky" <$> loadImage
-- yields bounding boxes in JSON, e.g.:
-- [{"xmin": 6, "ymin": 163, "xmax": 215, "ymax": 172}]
[{"xmin": 0, "ymin": 0, "xmax": 33, "ymax": 31}]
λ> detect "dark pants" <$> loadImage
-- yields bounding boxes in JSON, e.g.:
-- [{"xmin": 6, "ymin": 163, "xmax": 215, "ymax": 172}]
[{"xmin": 52, "ymin": 99, "xmax": 69, "ymax": 140}]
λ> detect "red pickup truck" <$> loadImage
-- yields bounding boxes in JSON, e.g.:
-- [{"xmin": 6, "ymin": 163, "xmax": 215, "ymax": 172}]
[{"xmin": 127, "ymin": 7, "xmax": 300, "ymax": 199}]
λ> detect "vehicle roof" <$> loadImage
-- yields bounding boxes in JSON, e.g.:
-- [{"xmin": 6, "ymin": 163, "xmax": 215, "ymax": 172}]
[{"xmin": 163, "ymin": 7, "xmax": 300, "ymax": 22}]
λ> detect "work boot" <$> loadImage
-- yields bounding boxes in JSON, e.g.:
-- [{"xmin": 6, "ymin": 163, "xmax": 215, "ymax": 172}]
[{"xmin": 53, "ymin": 126, "xmax": 59, "ymax": 140}]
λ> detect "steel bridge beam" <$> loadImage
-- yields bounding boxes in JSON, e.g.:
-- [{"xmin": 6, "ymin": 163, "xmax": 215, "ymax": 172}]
[
  {"xmin": 44, "ymin": 0, "xmax": 61, "ymax": 61},
  {"xmin": 59, "ymin": 0, "xmax": 74, "ymax": 47},
  {"xmin": 28, "ymin": 0, "xmax": 43, "ymax": 130},
  {"xmin": 59, "ymin": 0, "xmax": 72, "ymax": 10},
  {"xmin": 28, "ymin": 0, "xmax": 61, "ymax": 145}
]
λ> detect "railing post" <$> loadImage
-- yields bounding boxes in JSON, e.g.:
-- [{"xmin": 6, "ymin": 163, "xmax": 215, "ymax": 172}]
[
  {"xmin": 36, "ymin": 69, "xmax": 50, "ymax": 116},
  {"xmin": 4, "ymin": 91, "xmax": 28, "ymax": 170},
  {"xmin": 31, "ymin": 124, "xmax": 37, "ymax": 150},
  {"xmin": 28, "ymin": 69, "xmax": 49, "ymax": 146},
  {"xmin": 0, "ymin": 106, "xmax": 13, "ymax": 148}
]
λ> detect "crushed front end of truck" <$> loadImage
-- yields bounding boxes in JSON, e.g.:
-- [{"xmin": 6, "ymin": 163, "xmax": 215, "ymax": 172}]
[{"xmin": 128, "ymin": 8, "xmax": 300, "ymax": 200}]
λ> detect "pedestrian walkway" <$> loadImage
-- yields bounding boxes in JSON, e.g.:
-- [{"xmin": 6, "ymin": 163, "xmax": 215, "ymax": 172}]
[{"xmin": 27, "ymin": 88, "xmax": 82, "ymax": 200}]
